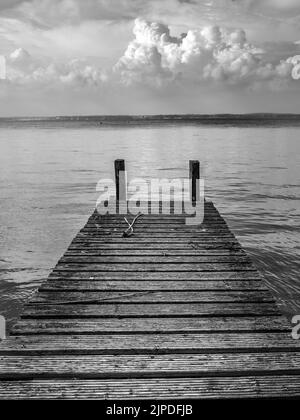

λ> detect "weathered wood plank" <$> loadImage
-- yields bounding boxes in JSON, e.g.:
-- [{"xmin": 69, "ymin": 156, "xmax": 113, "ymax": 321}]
[
  {"xmin": 0, "ymin": 194, "xmax": 293, "ymax": 400},
  {"xmin": 40, "ymin": 280, "xmax": 267, "ymax": 291},
  {"xmin": 71, "ymin": 240, "xmax": 238, "ymax": 247},
  {"xmin": 83, "ymin": 218, "xmax": 228, "ymax": 225},
  {"xmin": 1, "ymin": 376, "xmax": 300, "ymax": 399},
  {"xmin": 1, "ymin": 333, "xmax": 299, "ymax": 355},
  {"xmin": 89, "ymin": 218, "xmax": 226, "ymax": 225},
  {"xmin": 68, "ymin": 242, "xmax": 242, "ymax": 250},
  {"xmin": 85, "ymin": 218, "xmax": 228, "ymax": 224},
  {"xmin": 10, "ymin": 316, "xmax": 290, "ymax": 335},
  {"xmin": 78, "ymin": 230, "xmax": 233, "ymax": 237},
  {"xmin": 53, "ymin": 263, "xmax": 256, "ymax": 272},
  {"xmin": 84, "ymin": 223, "xmax": 229, "ymax": 228},
  {"xmin": 59, "ymin": 255, "xmax": 251, "ymax": 264},
  {"xmin": 30, "ymin": 291, "xmax": 274, "ymax": 305},
  {"xmin": 80, "ymin": 225, "xmax": 231, "ymax": 232},
  {"xmin": 88, "ymin": 213, "xmax": 226, "ymax": 220},
  {"xmin": 21, "ymin": 302, "xmax": 281, "ymax": 318},
  {"xmin": 71, "ymin": 237, "xmax": 238, "ymax": 243},
  {"xmin": 64, "ymin": 249, "xmax": 245, "ymax": 256},
  {"xmin": 48, "ymin": 271, "xmax": 262, "ymax": 280},
  {"xmin": 81, "ymin": 225, "xmax": 230, "ymax": 232},
  {"xmin": 87, "ymin": 212, "xmax": 224, "ymax": 220},
  {"xmin": 1, "ymin": 352, "xmax": 299, "ymax": 380}
]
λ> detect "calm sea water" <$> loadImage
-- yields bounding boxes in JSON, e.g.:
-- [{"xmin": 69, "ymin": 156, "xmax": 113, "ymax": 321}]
[{"xmin": 0, "ymin": 119, "xmax": 299, "ymax": 325}]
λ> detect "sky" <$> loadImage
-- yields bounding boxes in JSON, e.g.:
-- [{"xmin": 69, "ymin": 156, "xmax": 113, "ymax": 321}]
[{"xmin": 0, "ymin": 0, "xmax": 300, "ymax": 116}]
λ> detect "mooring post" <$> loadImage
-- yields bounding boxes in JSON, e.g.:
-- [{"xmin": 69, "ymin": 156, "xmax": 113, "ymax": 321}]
[
  {"xmin": 0, "ymin": 315, "xmax": 5, "ymax": 340},
  {"xmin": 189, "ymin": 160, "xmax": 200, "ymax": 202},
  {"xmin": 114, "ymin": 159, "xmax": 127, "ymax": 202}
]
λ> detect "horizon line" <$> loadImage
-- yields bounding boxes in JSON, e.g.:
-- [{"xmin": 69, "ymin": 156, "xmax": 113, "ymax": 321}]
[{"xmin": 1, "ymin": 113, "xmax": 300, "ymax": 120}]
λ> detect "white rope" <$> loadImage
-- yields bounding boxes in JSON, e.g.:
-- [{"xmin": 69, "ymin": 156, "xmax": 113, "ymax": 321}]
[{"xmin": 123, "ymin": 212, "xmax": 142, "ymax": 237}]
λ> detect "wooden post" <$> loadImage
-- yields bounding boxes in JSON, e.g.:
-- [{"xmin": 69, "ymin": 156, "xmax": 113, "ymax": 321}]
[
  {"xmin": 189, "ymin": 160, "xmax": 200, "ymax": 202},
  {"xmin": 114, "ymin": 159, "xmax": 127, "ymax": 202},
  {"xmin": 0, "ymin": 315, "xmax": 5, "ymax": 340}
]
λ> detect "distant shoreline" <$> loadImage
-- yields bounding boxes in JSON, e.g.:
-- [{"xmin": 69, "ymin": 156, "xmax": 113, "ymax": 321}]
[
  {"xmin": 1, "ymin": 114, "xmax": 300, "ymax": 127},
  {"xmin": 1, "ymin": 113, "xmax": 300, "ymax": 121}
]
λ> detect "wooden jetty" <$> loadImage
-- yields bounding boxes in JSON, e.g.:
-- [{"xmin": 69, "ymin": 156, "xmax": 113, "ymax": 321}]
[{"xmin": 0, "ymin": 160, "xmax": 299, "ymax": 399}]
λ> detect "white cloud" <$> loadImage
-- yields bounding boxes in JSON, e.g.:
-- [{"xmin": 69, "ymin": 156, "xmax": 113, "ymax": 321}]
[
  {"xmin": 1, "ymin": 16, "xmax": 300, "ymax": 118},
  {"xmin": 0, "ymin": 15, "xmax": 131, "ymax": 64},
  {"xmin": 3, "ymin": 18, "xmax": 300, "ymax": 92},
  {"xmin": 114, "ymin": 18, "xmax": 298, "ymax": 90},
  {"xmin": 5, "ymin": 48, "xmax": 107, "ymax": 87}
]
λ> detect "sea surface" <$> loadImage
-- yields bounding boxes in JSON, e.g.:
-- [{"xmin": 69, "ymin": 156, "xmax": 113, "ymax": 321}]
[{"xmin": 0, "ymin": 116, "xmax": 299, "ymax": 326}]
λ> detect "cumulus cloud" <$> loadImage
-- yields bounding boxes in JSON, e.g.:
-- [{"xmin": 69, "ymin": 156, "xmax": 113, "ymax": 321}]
[
  {"xmin": 114, "ymin": 18, "xmax": 297, "ymax": 89},
  {"xmin": 2, "ymin": 18, "xmax": 300, "ymax": 94},
  {"xmin": 4, "ymin": 48, "xmax": 107, "ymax": 87}
]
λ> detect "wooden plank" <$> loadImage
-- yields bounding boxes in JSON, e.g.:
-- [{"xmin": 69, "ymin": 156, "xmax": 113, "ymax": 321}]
[
  {"xmin": 86, "ymin": 215, "xmax": 226, "ymax": 221},
  {"xmin": 21, "ymin": 302, "xmax": 281, "ymax": 318},
  {"xmin": 87, "ymin": 215, "xmax": 230, "ymax": 223},
  {"xmin": 81, "ymin": 227, "xmax": 230, "ymax": 234},
  {"xmin": 101, "ymin": 212, "xmax": 220, "ymax": 218},
  {"xmin": 89, "ymin": 219, "xmax": 226, "ymax": 226},
  {"xmin": 40, "ymin": 280, "xmax": 267, "ymax": 291},
  {"xmin": 67, "ymin": 243, "xmax": 242, "ymax": 250},
  {"xmin": 53, "ymin": 263, "xmax": 256, "ymax": 272},
  {"xmin": 83, "ymin": 222, "xmax": 228, "ymax": 229},
  {"xmin": 88, "ymin": 213, "xmax": 226, "ymax": 220},
  {"xmin": 86, "ymin": 218, "xmax": 227, "ymax": 225},
  {"xmin": 0, "ymin": 192, "xmax": 294, "ymax": 400},
  {"xmin": 10, "ymin": 316, "xmax": 291, "ymax": 335},
  {"xmin": 30, "ymin": 291, "xmax": 274, "ymax": 305},
  {"xmin": 78, "ymin": 234, "xmax": 234, "ymax": 241},
  {"xmin": 48, "ymin": 271, "xmax": 262, "ymax": 280},
  {"xmin": 80, "ymin": 225, "xmax": 231, "ymax": 231},
  {"xmin": 1, "ymin": 352, "xmax": 299, "ymax": 380},
  {"xmin": 83, "ymin": 218, "xmax": 227, "ymax": 224},
  {"xmin": 59, "ymin": 255, "xmax": 251, "ymax": 264},
  {"xmin": 64, "ymin": 249, "xmax": 245, "ymax": 256},
  {"xmin": 71, "ymin": 238, "xmax": 237, "ymax": 245},
  {"xmin": 85, "ymin": 225, "xmax": 228, "ymax": 231},
  {"xmin": 1, "ymin": 333, "xmax": 299, "ymax": 355},
  {"xmin": 78, "ymin": 229, "xmax": 232, "ymax": 236},
  {"xmin": 1, "ymin": 376, "xmax": 299, "ymax": 399},
  {"xmin": 71, "ymin": 237, "xmax": 238, "ymax": 243}
]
